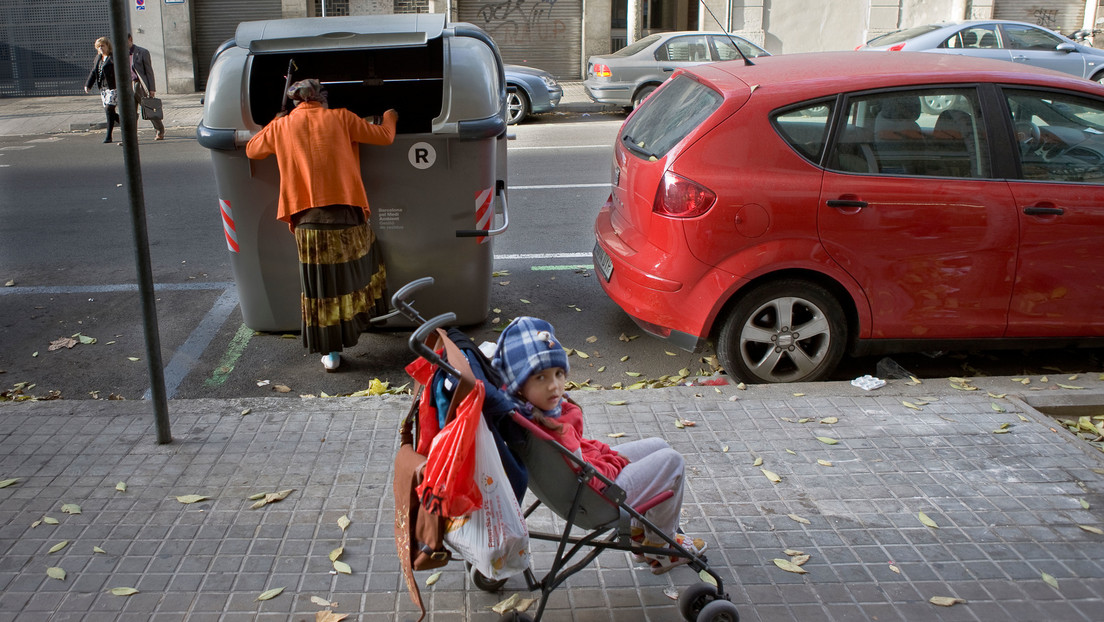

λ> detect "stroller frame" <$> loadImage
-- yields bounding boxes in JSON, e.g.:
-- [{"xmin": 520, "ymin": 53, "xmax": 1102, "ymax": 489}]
[{"xmin": 392, "ymin": 278, "xmax": 740, "ymax": 622}]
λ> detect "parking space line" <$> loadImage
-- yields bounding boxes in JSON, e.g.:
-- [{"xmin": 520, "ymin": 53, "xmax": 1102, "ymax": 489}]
[
  {"xmin": 204, "ymin": 322, "xmax": 254, "ymax": 389},
  {"xmin": 144, "ymin": 286, "xmax": 239, "ymax": 400}
]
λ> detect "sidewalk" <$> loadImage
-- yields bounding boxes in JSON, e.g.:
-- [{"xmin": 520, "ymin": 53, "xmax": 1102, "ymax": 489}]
[
  {"xmin": 0, "ymin": 82, "xmax": 613, "ymax": 138},
  {"xmin": 2, "ymin": 375, "xmax": 1104, "ymax": 621}
]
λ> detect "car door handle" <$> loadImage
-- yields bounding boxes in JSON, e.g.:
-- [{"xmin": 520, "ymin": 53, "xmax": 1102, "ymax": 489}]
[
  {"xmin": 1023, "ymin": 206, "xmax": 1064, "ymax": 216},
  {"xmin": 826, "ymin": 199, "xmax": 868, "ymax": 209},
  {"xmin": 661, "ymin": 67, "xmax": 675, "ymax": 72}
]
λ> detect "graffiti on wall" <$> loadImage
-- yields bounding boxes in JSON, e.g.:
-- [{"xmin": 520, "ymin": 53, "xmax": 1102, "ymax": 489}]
[
  {"xmin": 474, "ymin": 0, "xmax": 567, "ymax": 45},
  {"xmin": 1031, "ymin": 8, "xmax": 1059, "ymax": 30}
]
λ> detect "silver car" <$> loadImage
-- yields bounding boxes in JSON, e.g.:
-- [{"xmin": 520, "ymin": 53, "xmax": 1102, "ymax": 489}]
[
  {"xmin": 583, "ymin": 31, "xmax": 769, "ymax": 108},
  {"xmin": 859, "ymin": 20, "xmax": 1104, "ymax": 83}
]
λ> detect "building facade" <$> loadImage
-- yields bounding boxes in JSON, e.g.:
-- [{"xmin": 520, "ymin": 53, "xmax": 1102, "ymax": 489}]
[{"xmin": 0, "ymin": 0, "xmax": 1099, "ymax": 97}]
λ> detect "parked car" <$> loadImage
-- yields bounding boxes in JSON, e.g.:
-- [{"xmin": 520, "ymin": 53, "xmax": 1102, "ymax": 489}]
[
  {"xmin": 503, "ymin": 64, "xmax": 562, "ymax": 124},
  {"xmin": 858, "ymin": 20, "xmax": 1104, "ymax": 84},
  {"xmin": 593, "ymin": 51, "xmax": 1104, "ymax": 383},
  {"xmin": 583, "ymin": 31, "xmax": 769, "ymax": 109}
]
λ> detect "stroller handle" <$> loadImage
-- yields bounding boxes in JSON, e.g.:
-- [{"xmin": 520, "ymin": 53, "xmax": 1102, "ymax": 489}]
[
  {"xmin": 409, "ymin": 312, "xmax": 463, "ymax": 378},
  {"xmin": 391, "ymin": 277, "xmax": 436, "ymax": 324}
]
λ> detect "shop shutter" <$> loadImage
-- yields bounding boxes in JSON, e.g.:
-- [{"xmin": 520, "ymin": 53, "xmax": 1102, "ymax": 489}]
[
  {"xmin": 0, "ymin": 0, "xmax": 111, "ymax": 97},
  {"xmin": 455, "ymin": 0, "xmax": 582, "ymax": 79},
  {"xmin": 193, "ymin": 0, "xmax": 283, "ymax": 91},
  {"xmin": 993, "ymin": 0, "xmax": 1084, "ymax": 37}
]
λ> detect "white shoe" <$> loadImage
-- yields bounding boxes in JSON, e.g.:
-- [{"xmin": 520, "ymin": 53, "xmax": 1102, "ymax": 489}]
[{"xmin": 321, "ymin": 352, "xmax": 341, "ymax": 371}]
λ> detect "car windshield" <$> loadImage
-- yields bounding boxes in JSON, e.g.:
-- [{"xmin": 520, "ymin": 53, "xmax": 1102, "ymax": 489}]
[
  {"xmin": 866, "ymin": 24, "xmax": 944, "ymax": 46},
  {"xmin": 620, "ymin": 75, "xmax": 722, "ymax": 158},
  {"xmin": 611, "ymin": 33, "xmax": 663, "ymax": 57}
]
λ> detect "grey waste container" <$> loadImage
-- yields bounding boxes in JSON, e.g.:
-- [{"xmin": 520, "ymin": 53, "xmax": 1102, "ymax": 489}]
[{"xmin": 197, "ymin": 14, "xmax": 509, "ymax": 332}]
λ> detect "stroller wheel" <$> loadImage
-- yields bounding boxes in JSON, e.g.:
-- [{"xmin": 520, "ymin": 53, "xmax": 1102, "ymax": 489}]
[
  {"xmin": 468, "ymin": 562, "xmax": 508, "ymax": 592},
  {"xmin": 678, "ymin": 582, "xmax": 720, "ymax": 621},
  {"xmin": 697, "ymin": 598, "xmax": 740, "ymax": 622}
]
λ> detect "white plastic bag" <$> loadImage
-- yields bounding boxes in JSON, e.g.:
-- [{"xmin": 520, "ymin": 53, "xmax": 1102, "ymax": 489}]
[{"xmin": 444, "ymin": 415, "xmax": 530, "ymax": 580}]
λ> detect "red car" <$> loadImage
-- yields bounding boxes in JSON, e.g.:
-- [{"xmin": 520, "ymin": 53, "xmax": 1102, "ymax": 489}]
[{"xmin": 593, "ymin": 51, "xmax": 1104, "ymax": 383}]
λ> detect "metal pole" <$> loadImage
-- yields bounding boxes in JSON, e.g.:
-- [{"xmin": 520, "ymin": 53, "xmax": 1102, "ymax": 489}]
[{"xmin": 108, "ymin": 0, "xmax": 172, "ymax": 444}]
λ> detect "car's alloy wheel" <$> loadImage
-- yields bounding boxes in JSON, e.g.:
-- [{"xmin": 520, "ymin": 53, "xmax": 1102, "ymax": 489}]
[
  {"xmin": 717, "ymin": 280, "xmax": 846, "ymax": 383},
  {"xmin": 632, "ymin": 84, "xmax": 657, "ymax": 109},
  {"xmin": 506, "ymin": 89, "xmax": 530, "ymax": 124}
]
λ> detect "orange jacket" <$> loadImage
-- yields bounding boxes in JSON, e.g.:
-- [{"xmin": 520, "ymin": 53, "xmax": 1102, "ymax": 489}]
[{"xmin": 246, "ymin": 103, "xmax": 397, "ymax": 228}]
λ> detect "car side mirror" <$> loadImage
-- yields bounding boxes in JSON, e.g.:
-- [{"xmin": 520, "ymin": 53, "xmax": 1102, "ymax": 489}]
[{"xmin": 1057, "ymin": 42, "xmax": 1077, "ymax": 53}]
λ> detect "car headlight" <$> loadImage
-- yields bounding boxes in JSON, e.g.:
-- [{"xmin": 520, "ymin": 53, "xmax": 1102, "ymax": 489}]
[{"xmin": 540, "ymin": 75, "xmax": 559, "ymax": 89}]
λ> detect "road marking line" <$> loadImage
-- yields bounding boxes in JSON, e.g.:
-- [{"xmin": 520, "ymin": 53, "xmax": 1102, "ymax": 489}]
[
  {"xmin": 508, "ymin": 183, "xmax": 609, "ymax": 190},
  {"xmin": 0, "ymin": 282, "xmax": 234, "ymax": 296},
  {"xmin": 531, "ymin": 264, "xmax": 591, "ymax": 271},
  {"xmin": 509, "ymin": 145, "xmax": 611, "ymax": 151},
  {"xmin": 204, "ymin": 322, "xmax": 254, "ymax": 388},
  {"xmin": 143, "ymin": 286, "xmax": 239, "ymax": 400},
  {"xmin": 495, "ymin": 252, "xmax": 590, "ymax": 260}
]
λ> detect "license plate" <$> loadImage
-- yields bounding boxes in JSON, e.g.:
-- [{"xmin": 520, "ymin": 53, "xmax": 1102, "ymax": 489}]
[{"xmin": 593, "ymin": 242, "xmax": 613, "ymax": 282}]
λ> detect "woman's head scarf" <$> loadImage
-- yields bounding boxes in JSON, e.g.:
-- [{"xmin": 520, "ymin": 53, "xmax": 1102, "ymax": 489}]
[{"xmin": 287, "ymin": 79, "xmax": 327, "ymax": 104}]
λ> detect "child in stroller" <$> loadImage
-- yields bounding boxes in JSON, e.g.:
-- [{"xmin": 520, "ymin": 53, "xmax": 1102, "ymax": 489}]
[{"xmin": 491, "ymin": 316, "xmax": 708, "ymax": 574}]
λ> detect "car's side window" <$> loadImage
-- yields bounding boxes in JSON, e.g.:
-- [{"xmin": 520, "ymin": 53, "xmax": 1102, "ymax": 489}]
[
  {"xmin": 773, "ymin": 101, "xmax": 834, "ymax": 162},
  {"xmin": 827, "ymin": 89, "xmax": 990, "ymax": 178},
  {"xmin": 659, "ymin": 36, "xmax": 711, "ymax": 62},
  {"xmin": 943, "ymin": 26, "xmax": 998, "ymax": 49},
  {"xmin": 1001, "ymin": 25, "xmax": 1064, "ymax": 51},
  {"xmin": 711, "ymin": 35, "xmax": 765, "ymax": 61},
  {"xmin": 1004, "ymin": 89, "xmax": 1104, "ymax": 183}
]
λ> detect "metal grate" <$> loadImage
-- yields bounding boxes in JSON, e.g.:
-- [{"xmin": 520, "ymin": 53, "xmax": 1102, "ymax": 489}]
[
  {"xmin": 0, "ymin": 0, "xmax": 111, "ymax": 97},
  {"xmin": 313, "ymin": 0, "xmax": 350, "ymax": 16}
]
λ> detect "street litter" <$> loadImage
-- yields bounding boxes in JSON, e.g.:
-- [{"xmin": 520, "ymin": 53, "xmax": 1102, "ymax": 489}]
[{"xmin": 851, "ymin": 375, "xmax": 886, "ymax": 391}]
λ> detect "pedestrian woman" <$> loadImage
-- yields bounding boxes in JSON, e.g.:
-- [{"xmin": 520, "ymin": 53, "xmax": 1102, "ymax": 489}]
[
  {"xmin": 246, "ymin": 79, "xmax": 398, "ymax": 371},
  {"xmin": 84, "ymin": 36, "xmax": 120, "ymax": 143}
]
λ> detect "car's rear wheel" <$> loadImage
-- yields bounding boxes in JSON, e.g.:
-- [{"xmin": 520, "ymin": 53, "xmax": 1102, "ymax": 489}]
[
  {"xmin": 632, "ymin": 84, "xmax": 658, "ymax": 109},
  {"xmin": 506, "ymin": 88, "xmax": 530, "ymax": 125},
  {"xmin": 717, "ymin": 280, "xmax": 846, "ymax": 384}
]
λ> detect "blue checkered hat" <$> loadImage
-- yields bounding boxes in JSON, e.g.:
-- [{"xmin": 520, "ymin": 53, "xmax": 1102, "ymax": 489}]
[{"xmin": 492, "ymin": 316, "xmax": 570, "ymax": 400}]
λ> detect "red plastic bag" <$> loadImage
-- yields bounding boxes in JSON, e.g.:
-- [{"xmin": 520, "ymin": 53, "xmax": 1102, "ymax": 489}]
[{"xmin": 417, "ymin": 380, "xmax": 485, "ymax": 517}]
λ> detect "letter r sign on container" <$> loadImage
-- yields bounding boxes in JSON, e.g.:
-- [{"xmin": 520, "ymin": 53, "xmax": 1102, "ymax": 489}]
[{"xmin": 408, "ymin": 142, "xmax": 436, "ymax": 169}]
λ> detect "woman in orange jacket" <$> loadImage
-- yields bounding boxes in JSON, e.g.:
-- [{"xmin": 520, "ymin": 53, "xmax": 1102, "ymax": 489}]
[{"xmin": 246, "ymin": 79, "xmax": 398, "ymax": 371}]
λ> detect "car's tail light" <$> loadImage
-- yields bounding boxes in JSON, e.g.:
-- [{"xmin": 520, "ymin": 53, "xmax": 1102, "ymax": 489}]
[
  {"xmin": 653, "ymin": 171, "xmax": 716, "ymax": 218},
  {"xmin": 593, "ymin": 63, "xmax": 611, "ymax": 78},
  {"xmin": 888, "ymin": 43, "xmax": 905, "ymax": 51}
]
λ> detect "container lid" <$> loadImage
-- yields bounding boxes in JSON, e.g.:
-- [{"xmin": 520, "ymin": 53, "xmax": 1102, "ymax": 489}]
[{"xmin": 236, "ymin": 14, "xmax": 447, "ymax": 53}]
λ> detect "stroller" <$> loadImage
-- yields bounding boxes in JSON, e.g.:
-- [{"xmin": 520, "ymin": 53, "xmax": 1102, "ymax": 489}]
[{"xmin": 391, "ymin": 278, "xmax": 741, "ymax": 622}]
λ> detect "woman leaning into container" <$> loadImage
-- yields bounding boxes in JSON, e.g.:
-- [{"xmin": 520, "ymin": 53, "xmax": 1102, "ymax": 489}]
[{"xmin": 246, "ymin": 79, "xmax": 398, "ymax": 371}]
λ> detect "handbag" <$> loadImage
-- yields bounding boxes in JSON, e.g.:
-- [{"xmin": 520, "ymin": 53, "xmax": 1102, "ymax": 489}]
[
  {"xmin": 395, "ymin": 327, "xmax": 478, "ymax": 620},
  {"xmin": 100, "ymin": 88, "xmax": 117, "ymax": 107},
  {"xmin": 140, "ymin": 96, "xmax": 163, "ymax": 121}
]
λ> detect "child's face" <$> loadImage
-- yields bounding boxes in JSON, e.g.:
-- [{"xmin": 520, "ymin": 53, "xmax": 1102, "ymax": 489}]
[{"xmin": 520, "ymin": 366, "xmax": 567, "ymax": 412}]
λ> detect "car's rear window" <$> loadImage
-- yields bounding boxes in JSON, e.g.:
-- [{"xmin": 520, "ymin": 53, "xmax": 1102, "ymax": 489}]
[
  {"xmin": 866, "ymin": 24, "xmax": 943, "ymax": 46},
  {"xmin": 619, "ymin": 76, "xmax": 722, "ymax": 158},
  {"xmin": 611, "ymin": 33, "xmax": 662, "ymax": 57}
]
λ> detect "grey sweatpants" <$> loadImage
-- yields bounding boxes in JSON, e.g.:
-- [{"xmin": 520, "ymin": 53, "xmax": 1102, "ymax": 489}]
[{"xmin": 613, "ymin": 437, "xmax": 685, "ymax": 542}]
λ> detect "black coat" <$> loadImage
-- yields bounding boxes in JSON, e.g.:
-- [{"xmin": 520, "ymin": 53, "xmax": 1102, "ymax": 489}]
[{"xmin": 85, "ymin": 55, "xmax": 116, "ymax": 91}]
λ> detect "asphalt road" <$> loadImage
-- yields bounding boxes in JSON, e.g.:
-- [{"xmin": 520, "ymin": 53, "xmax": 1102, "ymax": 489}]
[{"xmin": 1, "ymin": 117, "xmax": 1101, "ymax": 402}]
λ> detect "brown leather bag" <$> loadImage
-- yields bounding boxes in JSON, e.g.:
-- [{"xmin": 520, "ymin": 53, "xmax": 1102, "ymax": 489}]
[{"xmin": 393, "ymin": 328, "xmax": 476, "ymax": 619}]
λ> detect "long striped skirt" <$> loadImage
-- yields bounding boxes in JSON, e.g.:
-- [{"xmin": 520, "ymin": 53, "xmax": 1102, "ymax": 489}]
[{"xmin": 294, "ymin": 222, "xmax": 388, "ymax": 354}]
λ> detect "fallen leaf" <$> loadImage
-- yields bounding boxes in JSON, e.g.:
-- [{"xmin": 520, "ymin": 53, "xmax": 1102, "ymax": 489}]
[
  {"xmin": 929, "ymin": 596, "xmax": 965, "ymax": 607},
  {"xmin": 607, "ymin": 432, "xmax": 625, "ymax": 438},
  {"xmin": 752, "ymin": 456, "xmax": 763, "ymax": 467},
  {"xmin": 0, "ymin": 478, "xmax": 19, "ymax": 488},
  {"xmin": 241, "ymin": 408, "xmax": 252, "ymax": 416},
  {"xmin": 4, "ymin": 279, "xmax": 12, "ymax": 287},
  {"xmin": 61, "ymin": 503, "xmax": 81, "ymax": 514},
  {"xmin": 175, "ymin": 495, "xmax": 208, "ymax": 504},
  {"xmin": 310, "ymin": 596, "xmax": 337, "ymax": 607},
  {"xmin": 792, "ymin": 392, "xmax": 805, "ymax": 397},
  {"xmin": 790, "ymin": 554, "xmax": 811, "ymax": 566},
  {"xmin": 761, "ymin": 469, "xmax": 781, "ymax": 483},
  {"xmin": 819, "ymin": 417, "xmax": 838, "ymax": 424},
  {"xmin": 576, "ymin": 351, "xmax": 590, "ymax": 359},
  {"xmin": 1042, "ymin": 572, "xmax": 1059, "ymax": 590},
  {"xmin": 772, "ymin": 558, "xmax": 808, "ymax": 574},
  {"xmin": 889, "ymin": 564, "xmax": 901, "ymax": 574},
  {"xmin": 698, "ymin": 569, "xmax": 718, "ymax": 586},
  {"xmin": 333, "ymin": 560, "xmax": 352, "ymax": 575},
  {"xmin": 316, "ymin": 612, "xmax": 349, "ymax": 622},
  {"xmin": 48, "ymin": 337, "xmax": 77, "ymax": 351},
  {"xmin": 256, "ymin": 586, "xmax": 285, "ymax": 601},
  {"xmin": 815, "ymin": 436, "xmax": 839, "ymax": 445},
  {"xmin": 1058, "ymin": 384, "xmax": 1085, "ymax": 390},
  {"xmin": 817, "ymin": 459, "xmax": 833, "ymax": 467},
  {"xmin": 42, "ymin": 516, "xmax": 59, "ymax": 525},
  {"xmin": 607, "ymin": 400, "xmax": 627, "ymax": 406},
  {"xmin": 987, "ymin": 392, "xmax": 1007, "ymax": 399},
  {"xmin": 273, "ymin": 384, "xmax": 292, "ymax": 393},
  {"xmin": 1080, "ymin": 498, "xmax": 1091, "ymax": 510},
  {"xmin": 663, "ymin": 586, "xmax": 679, "ymax": 600},
  {"xmin": 329, "ymin": 547, "xmax": 344, "ymax": 562},
  {"xmin": 902, "ymin": 401, "xmax": 922, "ymax": 411},
  {"xmin": 127, "ymin": 357, "xmax": 141, "ymax": 362},
  {"xmin": 426, "ymin": 571, "xmax": 442, "ymax": 586},
  {"xmin": 109, "ymin": 587, "xmax": 139, "ymax": 596},
  {"xmin": 991, "ymin": 403, "xmax": 1006, "ymax": 413},
  {"xmin": 665, "ymin": 351, "xmax": 677, "ymax": 356},
  {"xmin": 788, "ymin": 513, "xmax": 811, "ymax": 525},
  {"xmin": 251, "ymin": 488, "xmax": 295, "ymax": 509},
  {"xmin": 93, "ymin": 546, "xmax": 107, "ymax": 554},
  {"xmin": 46, "ymin": 567, "xmax": 66, "ymax": 580},
  {"xmin": 116, "ymin": 482, "xmax": 127, "ymax": 492},
  {"xmin": 1078, "ymin": 525, "xmax": 1104, "ymax": 535},
  {"xmin": 338, "ymin": 515, "xmax": 351, "ymax": 531},
  {"xmin": 918, "ymin": 512, "xmax": 939, "ymax": 529},
  {"xmin": 491, "ymin": 594, "xmax": 521, "ymax": 614},
  {"xmin": 48, "ymin": 540, "xmax": 68, "ymax": 554}
]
